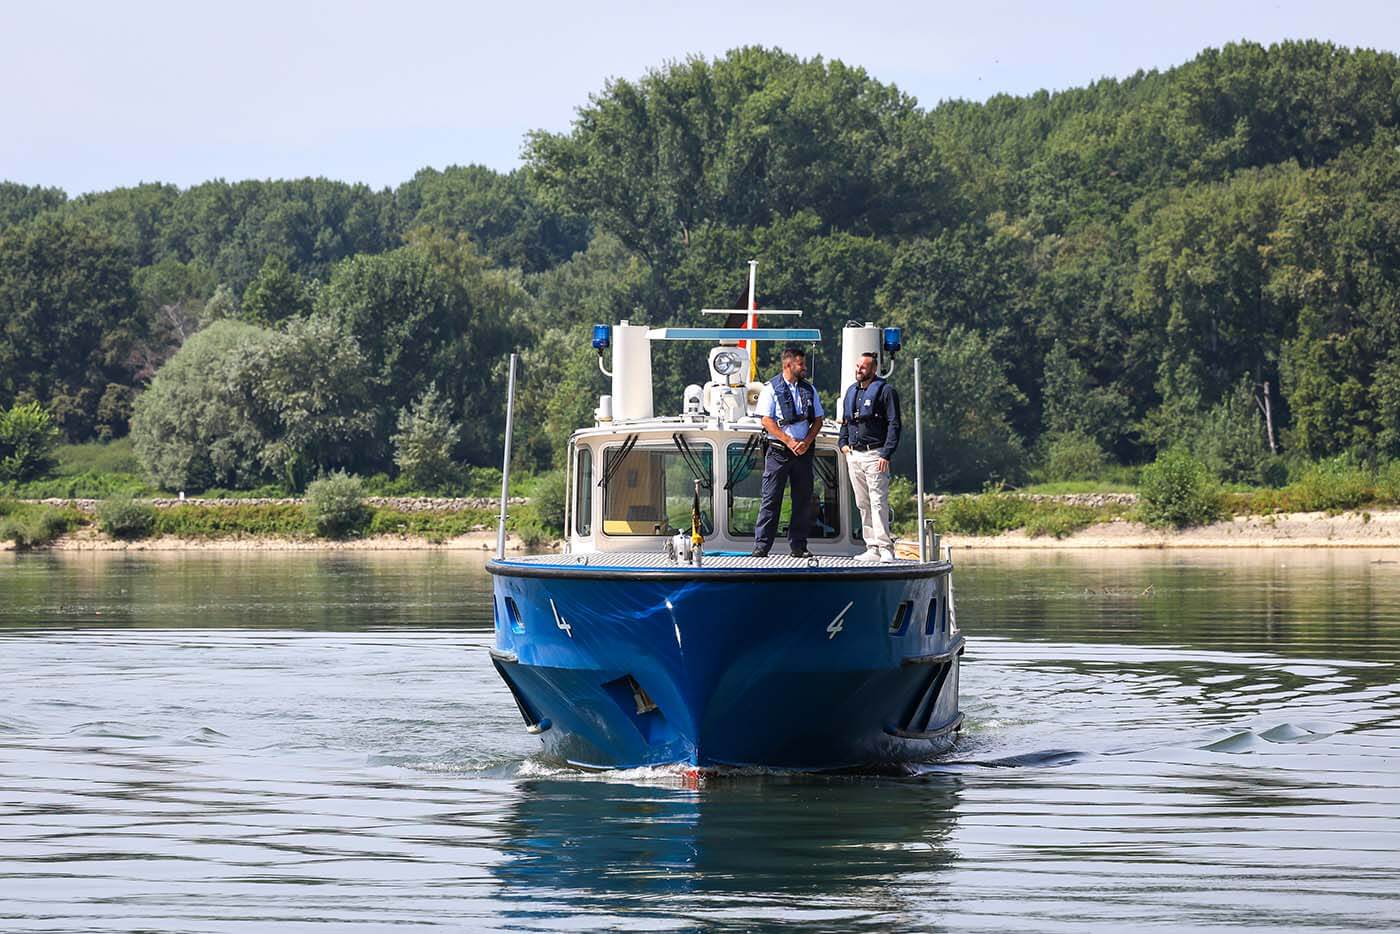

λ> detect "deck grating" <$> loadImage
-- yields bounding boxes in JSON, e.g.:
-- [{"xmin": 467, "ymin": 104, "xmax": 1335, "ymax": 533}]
[{"xmin": 503, "ymin": 551, "xmax": 943, "ymax": 571}]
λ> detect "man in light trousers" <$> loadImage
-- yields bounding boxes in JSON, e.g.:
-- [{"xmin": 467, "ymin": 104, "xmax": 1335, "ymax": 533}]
[{"xmin": 838, "ymin": 352, "xmax": 902, "ymax": 562}]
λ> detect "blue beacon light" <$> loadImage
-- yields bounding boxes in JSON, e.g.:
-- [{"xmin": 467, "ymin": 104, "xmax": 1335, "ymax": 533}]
[
  {"xmin": 591, "ymin": 324, "xmax": 611, "ymax": 351},
  {"xmin": 882, "ymin": 327, "xmax": 902, "ymax": 354}
]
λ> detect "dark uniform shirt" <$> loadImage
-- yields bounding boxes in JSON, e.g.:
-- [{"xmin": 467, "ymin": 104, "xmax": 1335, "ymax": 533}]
[{"xmin": 838, "ymin": 377, "xmax": 901, "ymax": 460}]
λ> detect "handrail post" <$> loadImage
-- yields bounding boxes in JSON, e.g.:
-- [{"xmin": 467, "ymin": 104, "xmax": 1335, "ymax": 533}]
[
  {"xmin": 915, "ymin": 357, "xmax": 926, "ymax": 563},
  {"xmin": 497, "ymin": 353, "xmax": 519, "ymax": 558}
]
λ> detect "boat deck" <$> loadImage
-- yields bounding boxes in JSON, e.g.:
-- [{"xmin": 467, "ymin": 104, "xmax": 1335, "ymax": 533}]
[{"xmin": 489, "ymin": 551, "xmax": 953, "ymax": 579}]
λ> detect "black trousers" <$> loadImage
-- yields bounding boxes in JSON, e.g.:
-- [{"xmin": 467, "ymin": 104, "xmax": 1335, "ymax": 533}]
[{"xmin": 754, "ymin": 444, "xmax": 815, "ymax": 550}]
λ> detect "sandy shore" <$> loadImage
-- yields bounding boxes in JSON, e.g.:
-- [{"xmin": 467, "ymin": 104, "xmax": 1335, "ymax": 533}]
[
  {"xmin": 14, "ymin": 529, "xmax": 534, "ymax": 552},
  {"xmin": 937, "ymin": 509, "xmax": 1400, "ymax": 549}
]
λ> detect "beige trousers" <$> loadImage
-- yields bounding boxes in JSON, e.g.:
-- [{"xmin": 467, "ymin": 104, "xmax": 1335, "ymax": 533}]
[{"xmin": 846, "ymin": 449, "xmax": 893, "ymax": 549}]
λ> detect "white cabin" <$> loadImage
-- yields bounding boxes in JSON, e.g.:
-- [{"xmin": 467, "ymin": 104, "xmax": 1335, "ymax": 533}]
[{"xmin": 561, "ymin": 314, "xmax": 902, "ymax": 556}]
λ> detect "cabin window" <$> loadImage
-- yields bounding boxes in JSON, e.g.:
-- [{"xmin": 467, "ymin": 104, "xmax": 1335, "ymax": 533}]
[
  {"xmin": 574, "ymin": 447, "xmax": 592, "ymax": 536},
  {"xmin": 725, "ymin": 441, "xmax": 841, "ymax": 539},
  {"xmin": 600, "ymin": 445, "xmax": 714, "ymax": 536}
]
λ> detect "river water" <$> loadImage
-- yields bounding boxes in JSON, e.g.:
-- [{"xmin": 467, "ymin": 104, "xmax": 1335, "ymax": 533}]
[{"xmin": 1, "ymin": 549, "xmax": 1397, "ymax": 932}]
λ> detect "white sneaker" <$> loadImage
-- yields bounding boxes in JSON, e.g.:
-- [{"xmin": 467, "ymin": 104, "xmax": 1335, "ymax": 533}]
[
  {"xmin": 853, "ymin": 548, "xmax": 881, "ymax": 562},
  {"xmin": 878, "ymin": 547, "xmax": 898, "ymax": 563}
]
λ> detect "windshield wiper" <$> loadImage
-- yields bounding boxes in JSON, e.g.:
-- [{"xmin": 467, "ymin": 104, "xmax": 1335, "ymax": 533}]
[
  {"xmin": 671, "ymin": 433, "xmax": 713, "ymax": 490},
  {"xmin": 597, "ymin": 434, "xmax": 639, "ymax": 489},
  {"xmin": 724, "ymin": 432, "xmax": 763, "ymax": 491}
]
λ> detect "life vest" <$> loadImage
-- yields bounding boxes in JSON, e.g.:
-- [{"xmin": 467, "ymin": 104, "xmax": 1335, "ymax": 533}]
[
  {"xmin": 771, "ymin": 374, "xmax": 817, "ymax": 426},
  {"xmin": 844, "ymin": 377, "xmax": 888, "ymax": 426}
]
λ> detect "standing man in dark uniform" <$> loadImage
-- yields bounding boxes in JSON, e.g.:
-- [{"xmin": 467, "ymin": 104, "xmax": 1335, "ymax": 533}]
[
  {"xmin": 839, "ymin": 351, "xmax": 901, "ymax": 562},
  {"xmin": 753, "ymin": 346, "xmax": 825, "ymax": 558}
]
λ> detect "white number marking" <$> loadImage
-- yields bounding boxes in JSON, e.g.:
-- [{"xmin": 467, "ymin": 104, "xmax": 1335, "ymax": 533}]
[
  {"xmin": 550, "ymin": 599, "xmax": 573, "ymax": 638},
  {"xmin": 827, "ymin": 601, "xmax": 853, "ymax": 640}
]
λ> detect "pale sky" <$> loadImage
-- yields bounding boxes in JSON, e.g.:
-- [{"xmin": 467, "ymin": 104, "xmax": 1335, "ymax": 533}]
[{"xmin": 3, "ymin": 0, "xmax": 1397, "ymax": 195}]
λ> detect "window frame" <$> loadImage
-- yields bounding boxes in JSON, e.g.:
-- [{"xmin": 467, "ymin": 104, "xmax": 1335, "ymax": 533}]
[
  {"xmin": 723, "ymin": 440, "xmax": 843, "ymax": 540},
  {"xmin": 598, "ymin": 439, "xmax": 716, "ymax": 538},
  {"xmin": 574, "ymin": 445, "xmax": 593, "ymax": 537}
]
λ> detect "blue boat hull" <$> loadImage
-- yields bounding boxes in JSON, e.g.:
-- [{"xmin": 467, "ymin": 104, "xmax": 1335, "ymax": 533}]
[{"xmin": 487, "ymin": 561, "xmax": 963, "ymax": 771}]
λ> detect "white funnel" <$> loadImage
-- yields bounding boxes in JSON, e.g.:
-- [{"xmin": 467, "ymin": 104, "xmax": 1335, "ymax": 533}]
[
  {"xmin": 840, "ymin": 322, "xmax": 881, "ymax": 407},
  {"xmin": 611, "ymin": 321, "xmax": 654, "ymax": 421}
]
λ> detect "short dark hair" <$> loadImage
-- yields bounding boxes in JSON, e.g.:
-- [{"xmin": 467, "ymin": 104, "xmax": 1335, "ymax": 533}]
[
  {"xmin": 781, "ymin": 346, "xmax": 806, "ymax": 361},
  {"xmin": 860, "ymin": 351, "xmax": 878, "ymax": 361}
]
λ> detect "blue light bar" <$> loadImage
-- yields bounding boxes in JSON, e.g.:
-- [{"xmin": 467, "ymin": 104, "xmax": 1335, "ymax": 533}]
[
  {"xmin": 647, "ymin": 327, "xmax": 822, "ymax": 342},
  {"xmin": 591, "ymin": 324, "xmax": 611, "ymax": 350},
  {"xmin": 882, "ymin": 327, "xmax": 902, "ymax": 354}
]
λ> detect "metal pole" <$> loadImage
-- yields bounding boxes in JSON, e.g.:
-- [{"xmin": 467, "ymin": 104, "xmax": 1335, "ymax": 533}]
[
  {"xmin": 914, "ymin": 357, "xmax": 926, "ymax": 562},
  {"xmin": 496, "ymin": 353, "xmax": 519, "ymax": 558}
]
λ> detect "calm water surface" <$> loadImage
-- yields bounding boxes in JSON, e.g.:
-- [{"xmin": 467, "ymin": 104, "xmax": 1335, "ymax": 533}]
[{"xmin": 1, "ymin": 549, "xmax": 1398, "ymax": 932}]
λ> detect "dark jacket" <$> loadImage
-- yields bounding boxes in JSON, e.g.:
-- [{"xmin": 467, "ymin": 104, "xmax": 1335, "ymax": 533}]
[{"xmin": 838, "ymin": 377, "xmax": 901, "ymax": 459}]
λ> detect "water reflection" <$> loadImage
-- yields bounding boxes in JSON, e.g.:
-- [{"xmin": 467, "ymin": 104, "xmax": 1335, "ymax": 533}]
[{"xmin": 495, "ymin": 774, "xmax": 961, "ymax": 928}]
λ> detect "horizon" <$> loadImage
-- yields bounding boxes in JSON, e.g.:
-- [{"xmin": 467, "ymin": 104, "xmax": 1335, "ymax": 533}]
[{"xmin": 3, "ymin": 0, "xmax": 1399, "ymax": 196}]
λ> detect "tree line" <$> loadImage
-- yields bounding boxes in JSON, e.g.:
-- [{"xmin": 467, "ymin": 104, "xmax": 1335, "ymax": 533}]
[{"xmin": 2, "ymin": 40, "xmax": 1398, "ymax": 492}]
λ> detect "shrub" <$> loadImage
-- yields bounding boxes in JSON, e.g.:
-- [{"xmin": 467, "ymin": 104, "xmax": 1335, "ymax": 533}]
[
  {"xmin": 2, "ymin": 470, "xmax": 149, "ymax": 499},
  {"xmin": 888, "ymin": 476, "xmax": 918, "ymax": 532},
  {"xmin": 1292, "ymin": 456, "xmax": 1374, "ymax": 512},
  {"xmin": 367, "ymin": 507, "xmax": 494, "ymax": 540},
  {"xmin": 466, "ymin": 466, "xmax": 505, "ymax": 497},
  {"xmin": 0, "ymin": 401, "xmax": 59, "ymax": 482},
  {"xmin": 1139, "ymin": 449, "xmax": 1220, "ymax": 528},
  {"xmin": 1038, "ymin": 431, "xmax": 1111, "ymax": 482},
  {"xmin": 154, "ymin": 503, "xmax": 310, "ymax": 538},
  {"xmin": 531, "ymin": 469, "xmax": 567, "ymax": 534},
  {"xmin": 1378, "ymin": 462, "xmax": 1400, "ymax": 504},
  {"xmin": 932, "ymin": 490, "xmax": 1028, "ymax": 535},
  {"xmin": 96, "ymin": 496, "xmax": 156, "ymax": 540},
  {"xmin": 0, "ymin": 500, "xmax": 79, "ymax": 549},
  {"xmin": 304, "ymin": 471, "xmax": 370, "ymax": 538},
  {"xmin": 507, "ymin": 502, "xmax": 558, "ymax": 549},
  {"xmin": 53, "ymin": 438, "xmax": 142, "ymax": 477},
  {"xmin": 1022, "ymin": 503, "xmax": 1100, "ymax": 539}
]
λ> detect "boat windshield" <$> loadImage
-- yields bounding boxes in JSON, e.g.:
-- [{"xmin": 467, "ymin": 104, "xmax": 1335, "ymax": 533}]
[
  {"xmin": 601, "ymin": 444, "xmax": 715, "ymax": 536},
  {"xmin": 725, "ymin": 442, "xmax": 843, "ymax": 539}
]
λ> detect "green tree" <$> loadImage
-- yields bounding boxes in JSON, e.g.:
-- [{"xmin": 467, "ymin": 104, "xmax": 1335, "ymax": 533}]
[
  {"xmin": 252, "ymin": 315, "xmax": 377, "ymax": 489},
  {"xmin": 0, "ymin": 401, "xmax": 59, "ymax": 482},
  {"xmin": 1274, "ymin": 136, "xmax": 1400, "ymax": 458},
  {"xmin": 130, "ymin": 257, "xmax": 218, "ymax": 380},
  {"xmin": 129, "ymin": 317, "xmax": 376, "ymax": 491},
  {"xmin": 528, "ymin": 47, "xmax": 947, "ymax": 315},
  {"xmin": 897, "ymin": 327, "xmax": 1027, "ymax": 490},
  {"xmin": 1192, "ymin": 381, "xmax": 1276, "ymax": 485},
  {"xmin": 317, "ymin": 231, "xmax": 520, "ymax": 462},
  {"xmin": 392, "ymin": 384, "xmax": 463, "ymax": 492},
  {"xmin": 0, "ymin": 182, "xmax": 66, "ymax": 229},
  {"xmin": 240, "ymin": 255, "xmax": 315, "ymax": 325},
  {"xmin": 0, "ymin": 215, "xmax": 142, "ymax": 439},
  {"xmin": 130, "ymin": 320, "xmax": 276, "ymax": 491},
  {"xmin": 394, "ymin": 165, "xmax": 588, "ymax": 272},
  {"xmin": 1040, "ymin": 341, "xmax": 1131, "ymax": 449}
]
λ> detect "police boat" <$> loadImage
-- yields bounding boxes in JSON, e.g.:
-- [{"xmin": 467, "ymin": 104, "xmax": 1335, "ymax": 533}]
[{"xmin": 486, "ymin": 268, "xmax": 964, "ymax": 772}]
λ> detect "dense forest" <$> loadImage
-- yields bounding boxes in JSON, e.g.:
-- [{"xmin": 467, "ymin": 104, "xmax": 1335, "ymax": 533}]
[{"xmin": 2, "ymin": 40, "xmax": 1398, "ymax": 493}]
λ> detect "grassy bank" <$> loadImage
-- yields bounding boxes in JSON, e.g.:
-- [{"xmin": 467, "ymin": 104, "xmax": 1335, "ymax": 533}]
[
  {"xmin": 0, "ymin": 497, "xmax": 517, "ymax": 550},
  {"xmin": 903, "ymin": 457, "xmax": 1400, "ymax": 540}
]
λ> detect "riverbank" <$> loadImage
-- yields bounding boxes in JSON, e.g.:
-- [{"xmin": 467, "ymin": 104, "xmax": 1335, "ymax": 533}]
[
  {"xmin": 22, "ymin": 527, "xmax": 532, "ymax": 552},
  {"xmin": 923, "ymin": 508, "xmax": 1400, "ymax": 550},
  {"xmin": 6, "ymin": 508, "xmax": 1400, "ymax": 551}
]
